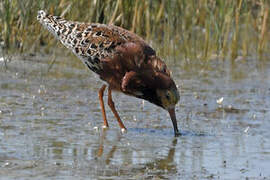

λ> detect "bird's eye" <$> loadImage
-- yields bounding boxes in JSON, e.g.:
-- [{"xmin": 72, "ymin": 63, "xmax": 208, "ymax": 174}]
[{"xmin": 166, "ymin": 92, "xmax": 170, "ymax": 100}]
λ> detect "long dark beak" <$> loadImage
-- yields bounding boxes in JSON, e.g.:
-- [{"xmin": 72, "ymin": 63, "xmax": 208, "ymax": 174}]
[{"xmin": 168, "ymin": 107, "xmax": 181, "ymax": 136}]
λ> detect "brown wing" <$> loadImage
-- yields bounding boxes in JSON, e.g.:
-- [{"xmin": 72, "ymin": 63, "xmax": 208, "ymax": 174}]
[
  {"xmin": 108, "ymin": 25, "xmax": 171, "ymax": 76},
  {"xmin": 37, "ymin": 10, "xmax": 170, "ymax": 76}
]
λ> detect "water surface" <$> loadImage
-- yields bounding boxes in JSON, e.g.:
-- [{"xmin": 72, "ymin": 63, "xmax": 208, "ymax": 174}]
[{"xmin": 0, "ymin": 55, "xmax": 270, "ymax": 179}]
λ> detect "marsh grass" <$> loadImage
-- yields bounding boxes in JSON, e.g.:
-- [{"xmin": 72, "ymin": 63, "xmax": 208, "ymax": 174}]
[{"xmin": 0, "ymin": 0, "xmax": 269, "ymax": 61}]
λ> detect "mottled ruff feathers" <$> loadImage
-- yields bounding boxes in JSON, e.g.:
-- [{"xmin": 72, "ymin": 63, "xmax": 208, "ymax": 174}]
[{"xmin": 37, "ymin": 10, "xmax": 181, "ymax": 136}]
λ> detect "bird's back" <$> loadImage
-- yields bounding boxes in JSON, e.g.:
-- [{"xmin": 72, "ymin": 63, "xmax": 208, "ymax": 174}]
[{"xmin": 37, "ymin": 10, "xmax": 171, "ymax": 77}]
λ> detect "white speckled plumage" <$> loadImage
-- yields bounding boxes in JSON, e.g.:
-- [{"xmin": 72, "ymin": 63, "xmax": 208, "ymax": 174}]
[{"xmin": 37, "ymin": 10, "xmax": 127, "ymax": 73}]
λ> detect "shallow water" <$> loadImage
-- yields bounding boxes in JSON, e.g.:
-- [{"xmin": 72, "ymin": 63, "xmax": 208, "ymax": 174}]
[{"xmin": 0, "ymin": 55, "xmax": 270, "ymax": 179}]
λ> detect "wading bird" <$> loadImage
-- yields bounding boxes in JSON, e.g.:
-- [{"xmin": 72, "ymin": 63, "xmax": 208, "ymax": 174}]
[{"xmin": 37, "ymin": 10, "xmax": 181, "ymax": 136}]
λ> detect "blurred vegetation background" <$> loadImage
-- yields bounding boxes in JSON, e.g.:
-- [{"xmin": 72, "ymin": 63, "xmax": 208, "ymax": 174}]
[{"xmin": 0, "ymin": 0, "xmax": 269, "ymax": 61}]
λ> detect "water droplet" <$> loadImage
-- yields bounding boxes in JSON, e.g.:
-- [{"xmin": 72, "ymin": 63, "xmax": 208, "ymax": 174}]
[
  {"xmin": 244, "ymin": 126, "xmax": 250, "ymax": 133},
  {"xmin": 216, "ymin": 97, "xmax": 224, "ymax": 104},
  {"xmin": 3, "ymin": 161, "xmax": 11, "ymax": 167}
]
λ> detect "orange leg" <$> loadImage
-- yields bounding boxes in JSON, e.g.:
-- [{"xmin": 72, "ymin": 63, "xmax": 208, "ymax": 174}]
[
  {"xmin": 98, "ymin": 84, "xmax": 109, "ymax": 128},
  {"xmin": 107, "ymin": 87, "xmax": 127, "ymax": 131}
]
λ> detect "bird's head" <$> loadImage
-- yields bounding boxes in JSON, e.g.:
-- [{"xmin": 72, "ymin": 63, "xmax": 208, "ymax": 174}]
[
  {"xmin": 132, "ymin": 69, "xmax": 181, "ymax": 136},
  {"xmin": 156, "ymin": 87, "xmax": 180, "ymax": 110},
  {"xmin": 156, "ymin": 83, "xmax": 181, "ymax": 136},
  {"xmin": 151, "ymin": 71, "xmax": 180, "ymax": 110}
]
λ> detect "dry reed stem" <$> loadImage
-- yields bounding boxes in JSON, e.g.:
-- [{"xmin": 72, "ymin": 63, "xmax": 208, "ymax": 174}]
[{"xmin": 258, "ymin": 6, "xmax": 269, "ymax": 54}]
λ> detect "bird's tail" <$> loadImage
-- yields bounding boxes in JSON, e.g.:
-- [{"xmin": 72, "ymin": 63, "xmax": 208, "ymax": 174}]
[
  {"xmin": 37, "ymin": 10, "xmax": 103, "ymax": 73},
  {"xmin": 37, "ymin": 10, "xmax": 63, "ymax": 39},
  {"xmin": 37, "ymin": 10, "xmax": 77, "ymax": 49}
]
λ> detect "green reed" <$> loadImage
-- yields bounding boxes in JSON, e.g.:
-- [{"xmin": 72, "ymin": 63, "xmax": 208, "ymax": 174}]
[{"xmin": 0, "ymin": 0, "xmax": 269, "ymax": 61}]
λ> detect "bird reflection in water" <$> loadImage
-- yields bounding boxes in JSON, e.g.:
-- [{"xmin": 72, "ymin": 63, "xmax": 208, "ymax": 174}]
[{"xmin": 94, "ymin": 129, "xmax": 178, "ymax": 178}]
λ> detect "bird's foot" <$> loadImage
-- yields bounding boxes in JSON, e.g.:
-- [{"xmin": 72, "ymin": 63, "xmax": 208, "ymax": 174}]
[
  {"xmin": 174, "ymin": 131, "xmax": 182, "ymax": 137},
  {"xmin": 102, "ymin": 125, "xmax": 109, "ymax": 129},
  {"xmin": 121, "ymin": 128, "xmax": 127, "ymax": 134}
]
